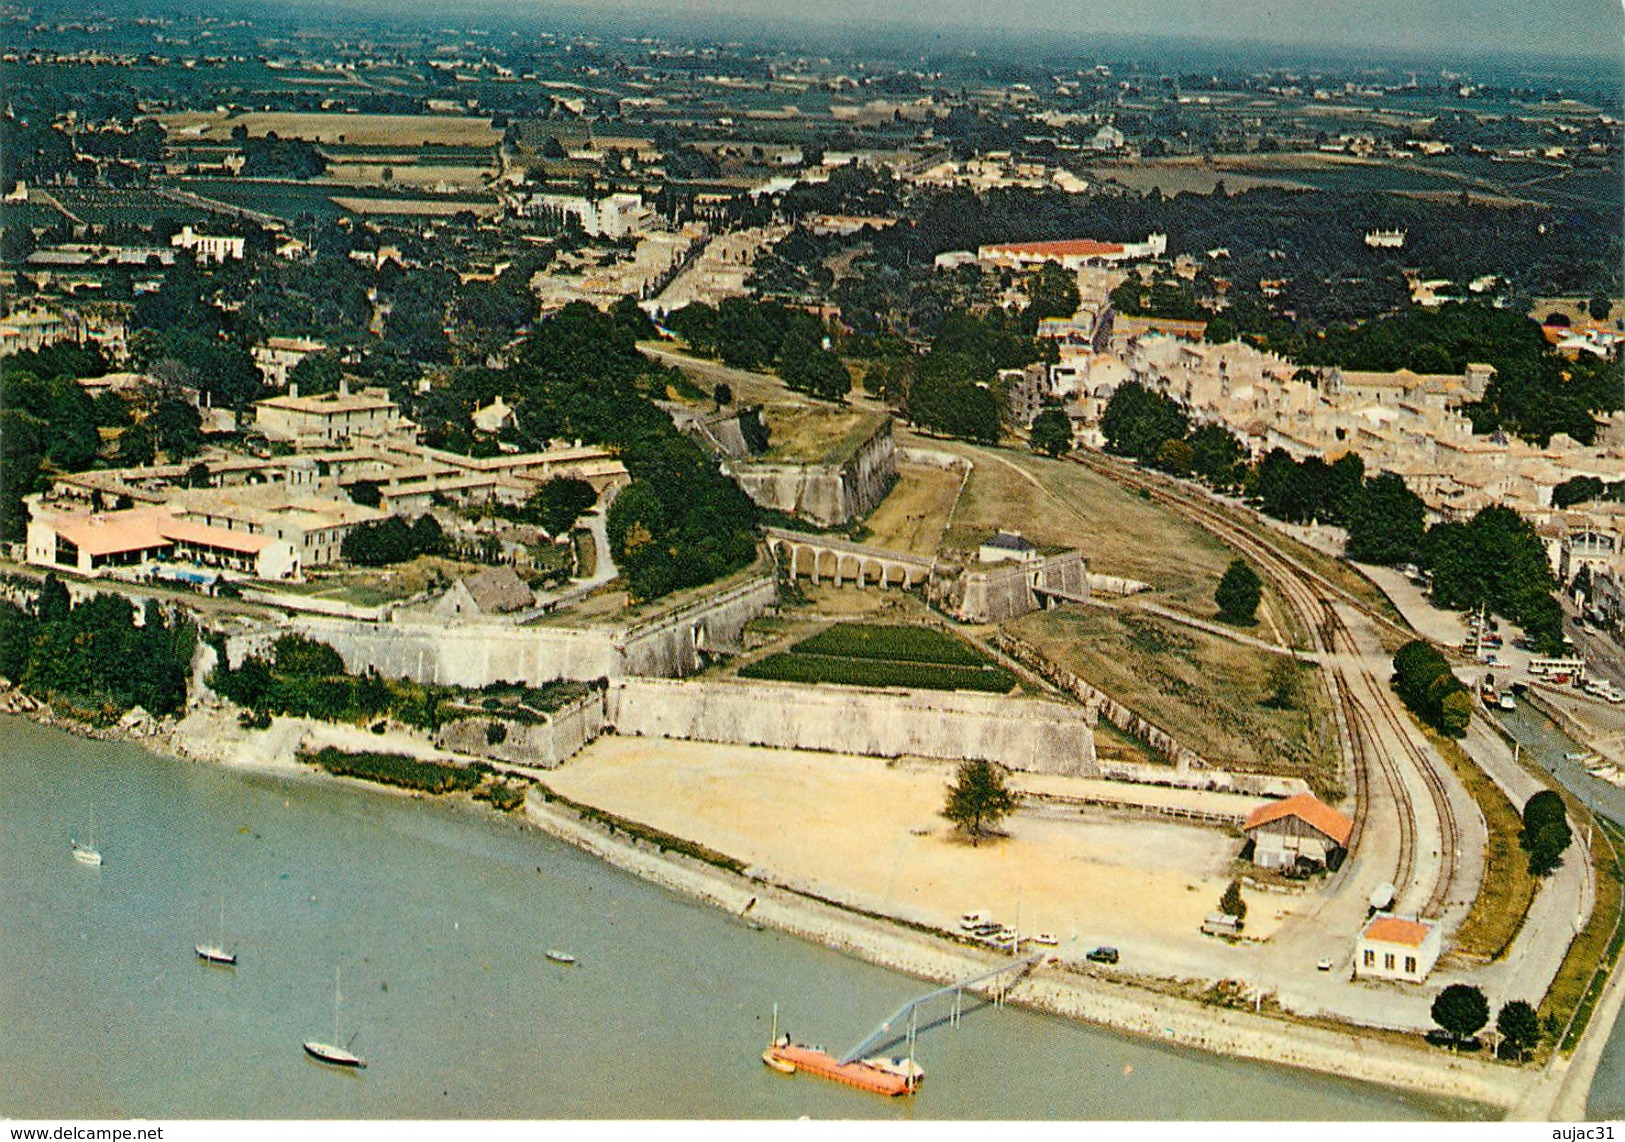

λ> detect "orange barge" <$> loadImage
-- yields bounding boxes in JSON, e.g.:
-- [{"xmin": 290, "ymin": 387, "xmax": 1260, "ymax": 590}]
[{"xmin": 763, "ymin": 1041, "xmax": 918, "ymax": 1097}]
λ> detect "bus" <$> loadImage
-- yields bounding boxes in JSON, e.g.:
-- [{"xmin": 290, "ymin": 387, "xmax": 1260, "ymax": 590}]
[{"xmin": 1528, "ymin": 656, "xmax": 1587, "ymax": 681}]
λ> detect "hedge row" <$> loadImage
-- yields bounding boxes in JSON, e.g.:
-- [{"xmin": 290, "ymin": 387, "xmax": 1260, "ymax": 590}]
[
  {"xmin": 304, "ymin": 746, "xmax": 483, "ymax": 794},
  {"xmin": 740, "ymin": 651, "xmax": 1017, "ymax": 693},
  {"xmin": 791, "ymin": 622, "xmax": 990, "ymax": 667}
]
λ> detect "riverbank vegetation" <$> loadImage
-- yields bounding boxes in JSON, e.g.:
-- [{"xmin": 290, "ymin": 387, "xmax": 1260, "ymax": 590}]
[
  {"xmin": 0, "ymin": 574, "xmax": 196, "ymax": 719},
  {"xmin": 207, "ymin": 631, "xmax": 591, "ymax": 730},
  {"xmin": 1551, "ymin": 816, "xmax": 1625, "ymax": 1055},
  {"xmin": 302, "ymin": 745, "xmax": 483, "ymax": 794}
]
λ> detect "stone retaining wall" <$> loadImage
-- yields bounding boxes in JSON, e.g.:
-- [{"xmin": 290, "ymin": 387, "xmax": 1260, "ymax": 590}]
[
  {"xmin": 227, "ymin": 572, "xmax": 778, "ymax": 687},
  {"xmin": 435, "ymin": 690, "xmax": 607, "ymax": 768},
  {"xmin": 606, "ymin": 676, "xmax": 1096, "ymax": 775}
]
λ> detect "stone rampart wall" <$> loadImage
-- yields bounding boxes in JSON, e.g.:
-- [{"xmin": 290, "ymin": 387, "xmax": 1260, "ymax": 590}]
[
  {"xmin": 606, "ymin": 677, "xmax": 1096, "ymax": 775},
  {"xmin": 435, "ymin": 690, "xmax": 607, "ymax": 768},
  {"xmin": 225, "ymin": 573, "xmax": 777, "ymax": 687},
  {"xmin": 955, "ymin": 551, "xmax": 1088, "ymax": 623},
  {"xmin": 732, "ymin": 420, "xmax": 898, "ymax": 527}
]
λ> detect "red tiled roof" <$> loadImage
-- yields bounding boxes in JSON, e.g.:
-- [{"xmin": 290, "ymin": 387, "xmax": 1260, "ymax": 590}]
[
  {"xmin": 52, "ymin": 510, "xmax": 169, "ymax": 557},
  {"xmin": 984, "ymin": 239, "xmax": 1125, "ymax": 258},
  {"xmin": 159, "ymin": 517, "xmax": 270, "ymax": 554},
  {"xmin": 1243, "ymin": 793, "xmax": 1354, "ymax": 846},
  {"xmin": 1362, "ymin": 916, "xmax": 1433, "ymax": 947}
]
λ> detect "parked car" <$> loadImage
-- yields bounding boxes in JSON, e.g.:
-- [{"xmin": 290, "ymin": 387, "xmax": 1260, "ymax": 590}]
[
  {"xmin": 1086, "ymin": 946, "xmax": 1119, "ymax": 964},
  {"xmin": 1316, "ymin": 957, "xmax": 1334, "ymax": 972}
]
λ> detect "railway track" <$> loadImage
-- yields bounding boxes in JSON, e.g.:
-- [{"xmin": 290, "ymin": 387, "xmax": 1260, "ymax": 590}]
[{"xmin": 1071, "ymin": 449, "xmax": 1461, "ymax": 918}]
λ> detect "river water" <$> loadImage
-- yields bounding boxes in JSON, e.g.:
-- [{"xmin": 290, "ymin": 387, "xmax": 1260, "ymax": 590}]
[
  {"xmin": 1492, "ymin": 700, "xmax": 1625, "ymax": 1121},
  {"xmin": 0, "ymin": 717, "xmax": 1485, "ymax": 1120}
]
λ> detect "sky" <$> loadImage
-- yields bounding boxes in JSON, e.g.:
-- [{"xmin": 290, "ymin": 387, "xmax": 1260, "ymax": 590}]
[{"xmin": 427, "ymin": 0, "xmax": 1625, "ymax": 61}]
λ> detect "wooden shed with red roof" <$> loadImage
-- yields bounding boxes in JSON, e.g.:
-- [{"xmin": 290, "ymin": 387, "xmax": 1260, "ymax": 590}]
[{"xmin": 1242, "ymin": 793, "xmax": 1354, "ymax": 873}]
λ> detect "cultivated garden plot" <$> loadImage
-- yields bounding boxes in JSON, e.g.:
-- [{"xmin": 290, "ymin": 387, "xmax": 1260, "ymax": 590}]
[{"xmin": 739, "ymin": 621, "xmax": 1020, "ymax": 693}]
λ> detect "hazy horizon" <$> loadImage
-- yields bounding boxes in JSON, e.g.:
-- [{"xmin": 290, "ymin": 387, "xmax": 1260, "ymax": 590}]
[{"xmin": 208, "ymin": 0, "xmax": 1625, "ymax": 64}]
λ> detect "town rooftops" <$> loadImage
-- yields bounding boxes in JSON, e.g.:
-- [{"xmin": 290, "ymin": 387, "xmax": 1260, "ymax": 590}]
[
  {"xmin": 257, "ymin": 388, "xmax": 396, "ymax": 415},
  {"xmin": 41, "ymin": 506, "xmax": 275, "ymax": 558},
  {"xmin": 1361, "ymin": 915, "xmax": 1434, "ymax": 947},
  {"xmin": 1243, "ymin": 793, "xmax": 1354, "ymax": 847},
  {"xmin": 51, "ymin": 508, "xmax": 169, "ymax": 557}
]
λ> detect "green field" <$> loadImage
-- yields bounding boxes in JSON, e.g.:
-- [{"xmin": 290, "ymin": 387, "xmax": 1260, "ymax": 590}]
[
  {"xmin": 1008, "ymin": 605, "xmax": 1340, "ymax": 793},
  {"xmin": 739, "ymin": 622, "xmax": 1017, "ymax": 693}
]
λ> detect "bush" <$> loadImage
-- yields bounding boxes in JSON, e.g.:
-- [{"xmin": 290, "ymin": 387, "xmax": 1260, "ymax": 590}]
[
  {"xmin": 485, "ymin": 721, "xmax": 508, "ymax": 746},
  {"xmin": 1215, "ymin": 559, "xmax": 1262, "ymax": 624},
  {"xmin": 304, "ymin": 746, "xmax": 481, "ymax": 794},
  {"xmin": 1520, "ymin": 790, "xmax": 1572, "ymax": 877},
  {"xmin": 1391, "ymin": 639, "xmax": 1469, "ymax": 737}
]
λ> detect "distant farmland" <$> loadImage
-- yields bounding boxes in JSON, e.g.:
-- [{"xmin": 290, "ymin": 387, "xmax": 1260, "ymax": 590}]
[{"xmin": 159, "ymin": 111, "xmax": 501, "ymax": 148}]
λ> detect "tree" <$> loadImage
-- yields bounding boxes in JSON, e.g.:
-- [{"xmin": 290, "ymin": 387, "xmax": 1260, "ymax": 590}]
[
  {"xmin": 1431, "ymin": 983, "xmax": 1489, "ymax": 1049},
  {"xmin": 1029, "ymin": 408, "xmax": 1072, "ymax": 457},
  {"xmin": 1496, "ymin": 999, "xmax": 1540, "ymax": 1060},
  {"xmin": 943, "ymin": 759, "xmax": 1018, "ymax": 845},
  {"xmin": 1346, "ymin": 472, "xmax": 1426, "ymax": 565},
  {"xmin": 1520, "ymin": 789, "xmax": 1572, "ymax": 877},
  {"xmin": 712, "ymin": 383, "xmax": 733, "ymax": 408},
  {"xmin": 117, "ymin": 422, "xmax": 156, "ymax": 466},
  {"xmin": 1219, "ymin": 878, "xmax": 1247, "ymax": 921},
  {"xmin": 1588, "ymin": 293, "xmax": 1612, "ymax": 321},
  {"xmin": 151, "ymin": 398, "xmax": 202, "ymax": 460},
  {"xmin": 272, "ymin": 634, "xmax": 345, "ymax": 678},
  {"xmin": 1215, "ymin": 559, "xmax": 1262, "ymax": 624},
  {"xmin": 528, "ymin": 477, "xmax": 598, "ymax": 538}
]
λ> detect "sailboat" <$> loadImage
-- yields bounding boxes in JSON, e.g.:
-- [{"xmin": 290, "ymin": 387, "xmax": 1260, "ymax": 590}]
[
  {"xmin": 71, "ymin": 807, "xmax": 102, "ymax": 866},
  {"xmin": 304, "ymin": 968, "xmax": 367, "ymax": 1068},
  {"xmin": 196, "ymin": 899, "xmax": 237, "ymax": 966}
]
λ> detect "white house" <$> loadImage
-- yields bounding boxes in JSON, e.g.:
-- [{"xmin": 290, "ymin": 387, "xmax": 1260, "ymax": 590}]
[
  {"xmin": 170, "ymin": 226, "xmax": 246, "ymax": 263},
  {"xmin": 1354, "ymin": 915, "xmax": 1441, "ymax": 983},
  {"xmin": 252, "ymin": 336, "xmax": 328, "ymax": 389},
  {"xmin": 26, "ymin": 501, "xmax": 299, "ymax": 580},
  {"xmin": 979, "ymin": 531, "xmax": 1038, "ymax": 564}
]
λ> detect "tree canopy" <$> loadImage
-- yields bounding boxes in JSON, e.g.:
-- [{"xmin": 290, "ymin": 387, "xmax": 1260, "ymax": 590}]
[
  {"xmin": 1215, "ymin": 559, "xmax": 1262, "ymax": 624},
  {"xmin": 943, "ymin": 759, "xmax": 1019, "ymax": 846},
  {"xmin": 1431, "ymin": 983, "xmax": 1489, "ymax": 1048}
]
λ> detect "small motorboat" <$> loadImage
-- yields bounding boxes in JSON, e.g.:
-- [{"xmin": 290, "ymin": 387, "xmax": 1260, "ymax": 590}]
[
  {"xmin": 545, "ymin": 950, "xmax": 576, "ymax": 965},
  {"xmin": 71, "ymin": 840, "xmax": 102, "ymax": 867},
  {"xmin": 762, "ymin": 1049, "xmax": 797, "ymax": 1074}
]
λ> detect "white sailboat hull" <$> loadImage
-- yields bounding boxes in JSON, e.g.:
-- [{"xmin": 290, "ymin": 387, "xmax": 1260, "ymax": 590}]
[{"xmin": 303, "ymin": 1041, "xmax": 366, "ymax": 1068}]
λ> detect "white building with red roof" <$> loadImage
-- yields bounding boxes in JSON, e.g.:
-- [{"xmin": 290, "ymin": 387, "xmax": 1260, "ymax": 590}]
[
  {"xmin": 25, "ymin": 501, "xmax": 299, "ymax": 581},
  {"xmin": 977, "ymin": 233, "xmax": 1166, "ymax": 271},
  {"xmin": 1355, "ymin": 915, "xmax": 1442, "ymax": 983},
  {"xmin": 1242, "ymin": 793, "xmax": 1354, "ymax": 872}
]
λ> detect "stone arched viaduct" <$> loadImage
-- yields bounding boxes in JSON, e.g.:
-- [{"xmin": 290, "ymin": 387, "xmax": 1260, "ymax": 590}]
[{"xmin": 762, "ymin": 526, "xmax": 932, "ymax": 589}]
